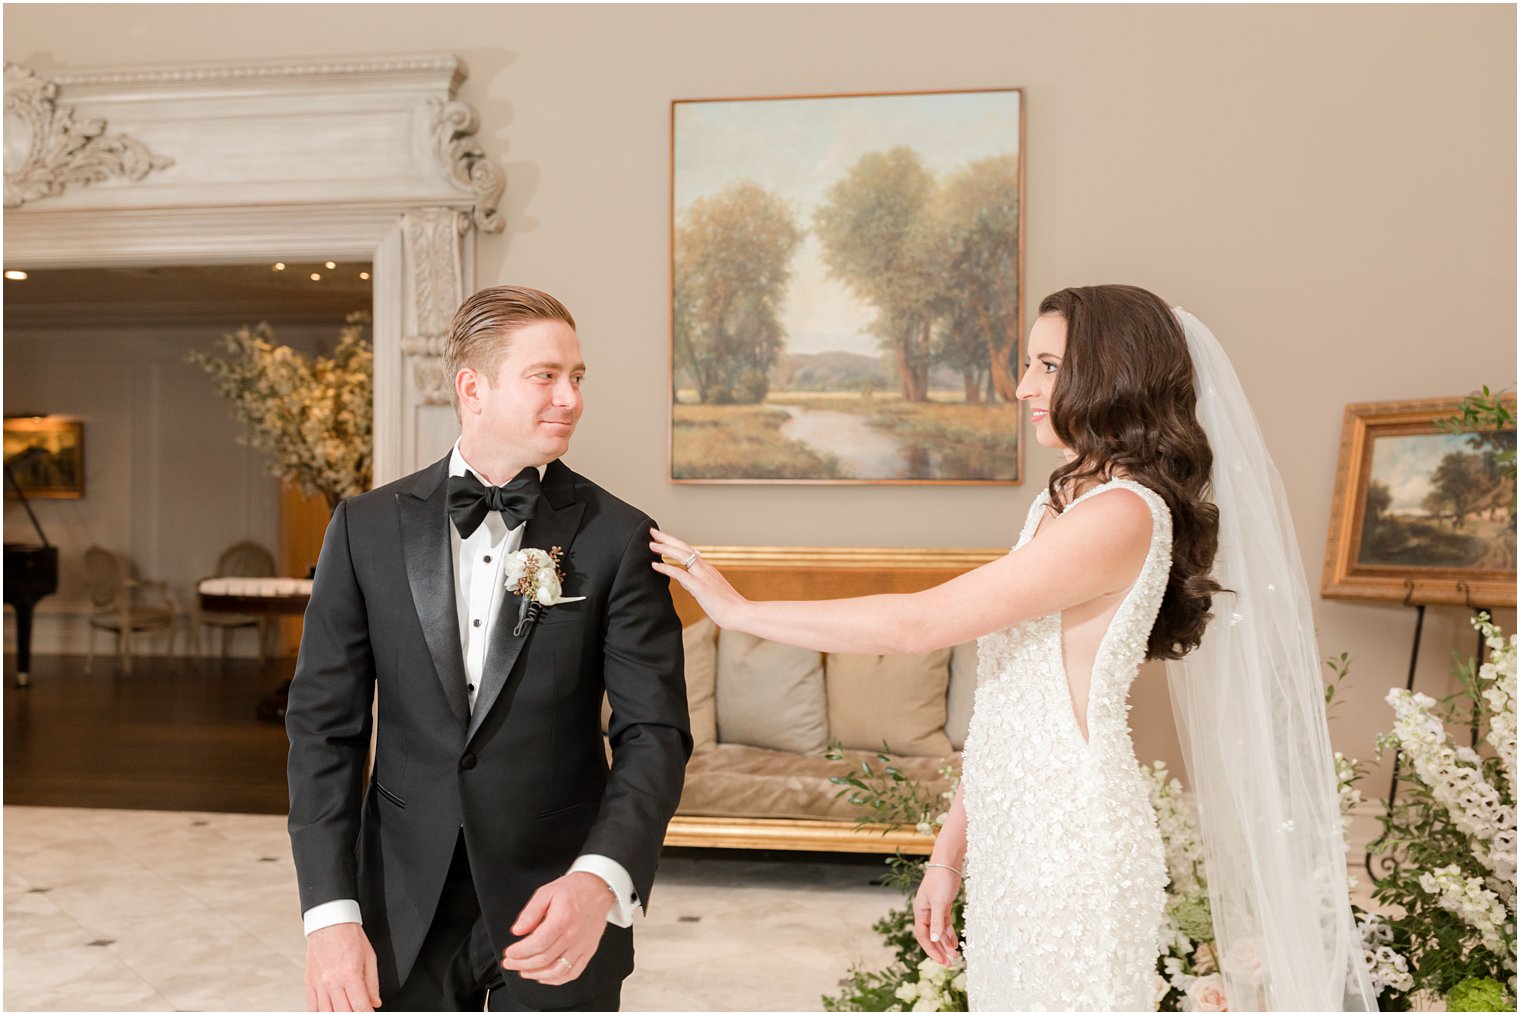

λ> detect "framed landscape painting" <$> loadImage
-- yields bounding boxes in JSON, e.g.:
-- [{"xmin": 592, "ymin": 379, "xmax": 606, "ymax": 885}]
[
  {"xmin": 1322, "ymin": 397, "xmax": 1516, "ymax": 607},
  {"xmin": 670, "ymin": 88, "xmax": 1024, "ymax": 484},
  {"xmin": 3, "ymin": 416, "xmax": 84, "ymax": 499}
]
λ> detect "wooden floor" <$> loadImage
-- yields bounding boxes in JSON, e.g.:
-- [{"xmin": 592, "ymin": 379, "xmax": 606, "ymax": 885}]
[{"xmin": 3, "ymin": 653, "xmax": 292, "ymax": 814}]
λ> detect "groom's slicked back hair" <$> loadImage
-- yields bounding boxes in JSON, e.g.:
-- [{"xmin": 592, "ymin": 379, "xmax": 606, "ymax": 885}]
[{"xmin": 444, "ymin": 285, "xmax": 577, "ymax": 414}]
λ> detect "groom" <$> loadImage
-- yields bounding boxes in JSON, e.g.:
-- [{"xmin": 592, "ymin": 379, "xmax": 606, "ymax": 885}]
[{"xmin": 286, "ymin": 285, "xmax": 691, "ymax": 1011}]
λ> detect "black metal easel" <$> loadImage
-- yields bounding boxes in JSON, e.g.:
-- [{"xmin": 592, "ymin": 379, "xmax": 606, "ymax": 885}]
[{"xmin": 1366, "ymin": 580, "xmax": 1493, "ymax": 882}]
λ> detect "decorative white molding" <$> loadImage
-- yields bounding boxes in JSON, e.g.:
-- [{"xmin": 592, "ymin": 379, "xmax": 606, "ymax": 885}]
[
  {"xmin": 51, "ymin": 54, "xmax": 465, "ymax": 90},
  {"xmin": 430, "ymin": 100, "xmax": 506, "ymax": 235},
  {"xmin": 3, "ymin": 64, "xmax": 173, "ymax": 208},
  {"xmin": 400, "ymin": 207, "xmax": 470, "ymax": 406},
  {"xmin": 3, "ymin": 53, "xmax": 502, "ymax": 486}
]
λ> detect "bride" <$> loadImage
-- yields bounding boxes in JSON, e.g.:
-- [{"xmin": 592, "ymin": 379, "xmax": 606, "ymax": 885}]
[{"xmin": 652, "ymin": 285, "xmax": 1375, "ymax": 1011}]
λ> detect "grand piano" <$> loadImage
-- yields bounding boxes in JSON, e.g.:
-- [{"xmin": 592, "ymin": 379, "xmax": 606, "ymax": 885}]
[{"xmin": 4, "ymin": 457, "xmax": 59, "ymax": 687}]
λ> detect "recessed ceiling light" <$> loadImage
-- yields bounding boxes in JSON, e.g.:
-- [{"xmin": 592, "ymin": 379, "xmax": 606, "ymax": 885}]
[
  {"xmin": 359, "ymin": 271, "xmax": 370, "ymax": 280},
  {"xmin": 4, "ymin": 270, "xmax": 28, "ymax": 281},
  {"xmin": 273, "ymin": 262, "xmax": 286, "ymax": 271},
  {"xmin": 310, "ymin": 273, "xmax": 321, "ymax": 281},
  {"xmin": 325, "ymin": 261, "xmax": 336, "ymax": 269}
]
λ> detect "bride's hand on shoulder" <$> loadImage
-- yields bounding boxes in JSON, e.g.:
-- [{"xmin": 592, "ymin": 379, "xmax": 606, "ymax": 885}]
[{"xmin": 649, "ymin": 528, "xmax": 747, "ymax": 628}]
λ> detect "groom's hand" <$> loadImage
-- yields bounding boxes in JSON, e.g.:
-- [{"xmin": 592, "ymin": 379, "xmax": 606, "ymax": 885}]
[
  {"xmin": 501, "ymin": 872, "xmax": 612, "ymax": 985},
  {"xmin": 305, "ymin": 922, "xmax": 381, "ymax": 1012}
]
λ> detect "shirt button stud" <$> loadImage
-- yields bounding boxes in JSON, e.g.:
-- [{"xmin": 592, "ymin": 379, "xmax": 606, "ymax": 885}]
[
  {"xmin": 467, "ymin": 683, "xmax": 475, "ymax": 693},
  {"xmin": 473, "ymin": 619, "xmax": 481, "ymax": 628},
  {"xmin": 484, "ymin": 555, "xmax": 492, "ymax": 563}
]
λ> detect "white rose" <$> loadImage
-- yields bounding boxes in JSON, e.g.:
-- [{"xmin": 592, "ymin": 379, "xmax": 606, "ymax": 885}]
[{"xmin": 1186, "ymin": 973, "xmax": 1229, "ymax": 1012}]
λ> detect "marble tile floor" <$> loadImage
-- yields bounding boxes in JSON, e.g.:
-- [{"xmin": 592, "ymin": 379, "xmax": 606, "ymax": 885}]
[{"xmin": 4, "ymin": 806, "xmax": 900, "ymax": 1012}]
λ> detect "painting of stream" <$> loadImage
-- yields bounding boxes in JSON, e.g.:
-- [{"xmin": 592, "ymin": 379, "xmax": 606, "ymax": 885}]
[{"xmin": 670, "ymin": 89, "xmax": 1024, "ymax": 483}]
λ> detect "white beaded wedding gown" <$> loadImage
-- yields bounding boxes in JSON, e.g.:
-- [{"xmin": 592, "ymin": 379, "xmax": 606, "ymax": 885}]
[{"xmin": 960, "ymin": 478, "xmax": 1172, "ymax": 1011}]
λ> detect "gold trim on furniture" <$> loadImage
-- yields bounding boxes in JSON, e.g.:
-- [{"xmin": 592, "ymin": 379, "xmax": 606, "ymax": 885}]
[
  {"xmin": 667, "ymin": 544, "xmax": 1006, "ymax": 626},
  {"xmin": 664, "ymin": 815, "xmax": 934, "ymax": 855}
]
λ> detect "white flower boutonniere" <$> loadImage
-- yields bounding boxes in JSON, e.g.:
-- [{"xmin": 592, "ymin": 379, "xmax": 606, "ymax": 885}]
[{"xmin": 504, "ymin": 546, "xmax": 585, "ymax": 636}]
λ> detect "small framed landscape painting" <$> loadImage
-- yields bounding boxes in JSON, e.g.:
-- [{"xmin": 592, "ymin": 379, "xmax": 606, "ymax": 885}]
[
  {"xmin": 3, "ymin": 416, "xmax": 85, "ymax": 499},
  {"xmin": 670, "ymin": 88, "xmax": 1024, "ymax": 484},
  {"xmin": 1322, "ymin": 397, "xmax": 1516, "ymax": 608}
]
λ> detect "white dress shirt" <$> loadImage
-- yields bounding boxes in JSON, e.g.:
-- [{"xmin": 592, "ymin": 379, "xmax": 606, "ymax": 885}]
[{"xmin": 303, "ymin": 442, "xmax": 639, "ymax": 936}]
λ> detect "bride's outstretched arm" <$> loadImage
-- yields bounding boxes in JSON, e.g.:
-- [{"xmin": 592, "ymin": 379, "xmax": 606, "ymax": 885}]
[{"xmin": 650, "ymin": 487, "xmax": 1152, "ymax": 655}]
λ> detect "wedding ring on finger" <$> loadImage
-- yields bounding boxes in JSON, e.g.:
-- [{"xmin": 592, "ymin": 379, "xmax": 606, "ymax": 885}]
[
  {"xmin": 556, "ymin": 956, "xmax": 572, "ymax": 971},
  {"xmin": 682, "ymin": 549, "xmax": 700, "ymax": 569}
]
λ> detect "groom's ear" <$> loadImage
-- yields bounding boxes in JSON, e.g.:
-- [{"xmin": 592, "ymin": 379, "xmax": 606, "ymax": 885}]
[{"xmin": 457, "ymin": 367, "xmax": 482, "ymax": 416}]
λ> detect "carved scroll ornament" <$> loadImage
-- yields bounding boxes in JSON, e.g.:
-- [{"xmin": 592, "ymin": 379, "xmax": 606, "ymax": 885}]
[
  {"xmin": 4, "ymin": 63, "xmax": 174, "ymax": 208},
  {"xmin": 429, "ymin": 98, "xmax": 505, "ymax": 235}
]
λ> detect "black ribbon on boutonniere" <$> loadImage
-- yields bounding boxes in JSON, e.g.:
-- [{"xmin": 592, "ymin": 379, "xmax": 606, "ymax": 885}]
[
  {"xmin": 514, "ymin": 597, "xmax": 543, "ymax": 638},
  {"xmin": 507, "ymin": 545, "xmax": 584, "ymax": 638}
]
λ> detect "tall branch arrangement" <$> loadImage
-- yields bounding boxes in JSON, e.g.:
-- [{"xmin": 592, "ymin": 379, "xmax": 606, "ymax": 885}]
[{"xmin": 188, "ymin": 311, "xmax": 372, "ymax": 510}]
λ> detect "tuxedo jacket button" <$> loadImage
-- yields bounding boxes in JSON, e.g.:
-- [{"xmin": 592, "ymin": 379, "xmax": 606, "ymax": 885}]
[{"xmin": 459, "ymin": 753, "xmax": 477, "ymax": 770}]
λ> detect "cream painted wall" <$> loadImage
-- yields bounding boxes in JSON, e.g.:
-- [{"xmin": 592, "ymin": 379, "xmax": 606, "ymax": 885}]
[{"xmin": 6, "ymin": 4, "xmax": 1515, "ymax": 796}]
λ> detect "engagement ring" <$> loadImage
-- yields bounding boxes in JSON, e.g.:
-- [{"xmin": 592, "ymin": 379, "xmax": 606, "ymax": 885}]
[
  {"xmin": 557, "ymin": 957, "xmax": 572, "ymax": 970},
  {"xmin": 682, "ymin": 550, "xmax": 700, "ymax": 569}
]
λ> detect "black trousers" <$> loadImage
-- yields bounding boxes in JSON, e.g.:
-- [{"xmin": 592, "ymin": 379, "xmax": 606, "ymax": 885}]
[{"xmin": 380, "ymin": 834, "xmax": 622, "ymax": 1013}]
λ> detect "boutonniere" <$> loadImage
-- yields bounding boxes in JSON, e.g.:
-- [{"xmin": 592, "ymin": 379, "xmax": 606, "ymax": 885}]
[{"xmin": 504, "ymin": 546, "xmax": 585, "ymax": 636}]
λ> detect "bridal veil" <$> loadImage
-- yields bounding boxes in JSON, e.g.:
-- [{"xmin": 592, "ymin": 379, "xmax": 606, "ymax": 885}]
[{"xmin": 1166, "ymin": 308, "xmax": 1378, "ymax": 1010}]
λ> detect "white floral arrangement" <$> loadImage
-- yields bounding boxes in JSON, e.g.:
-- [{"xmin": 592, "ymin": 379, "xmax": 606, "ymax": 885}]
[
  {"xmin": 893, "ymin": 956, "xmax": 967, "ymax": 1013},
  {"xmin": 1146, "ymin": 760, "xmax": 1220, "ymax": 1010},
  {"xmin": 187, "ymin": 312, "xmax": 372, "ymax": 509},
  {"xmin": 503, "ymin": 546, "xmax": 584, "ymax": 635},
  {"xmin": 1366, "ymin": 612, "xmax": 1515, "ymax": 1010},
  {"xmin": 186, "ymin": 311, "xmax": 370, "ymax": 507}
]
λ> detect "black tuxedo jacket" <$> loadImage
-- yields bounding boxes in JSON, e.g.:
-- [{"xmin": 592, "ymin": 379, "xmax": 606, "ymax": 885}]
[{"xmin": 286, "ymin": 456, "xmax": 691, "ymax": 1006}]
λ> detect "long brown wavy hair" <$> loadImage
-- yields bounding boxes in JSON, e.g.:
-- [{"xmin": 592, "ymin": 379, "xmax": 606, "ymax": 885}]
[{"xmin": 1038, "ymin": 284, "xmax": 1222, "ymax": 660}]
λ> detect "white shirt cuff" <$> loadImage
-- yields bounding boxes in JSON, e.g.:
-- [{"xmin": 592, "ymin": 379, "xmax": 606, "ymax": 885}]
[
  {"xmin": 568, "ymin": 854, "xmax": 640, "ymax": 927},
  {"xmin": 303, "ymin": 899, "xmax": 363, "ymax": 936}
]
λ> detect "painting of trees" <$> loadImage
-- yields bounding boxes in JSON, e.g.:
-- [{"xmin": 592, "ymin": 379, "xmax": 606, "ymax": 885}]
[
  {"xmin": 671, "ymin": 89, "xmax": 1023, "ymax": 483},
  {"xmin": 674, "ymin": 180, "xmax": 802, "ymax": 405}
]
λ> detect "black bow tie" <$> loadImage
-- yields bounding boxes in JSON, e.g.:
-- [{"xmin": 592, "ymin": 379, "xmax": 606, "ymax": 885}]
[{"xmin": 447, "ymin": 468, "xmax": 542, "ymax": 538}]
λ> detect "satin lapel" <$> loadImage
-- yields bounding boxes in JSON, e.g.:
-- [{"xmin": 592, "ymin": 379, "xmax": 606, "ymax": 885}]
[
  {"xmin": 398, "ymin": 458, "xmax": 471, "ymax": 729},
  {"xmin": 467, "ymin": 461, "xmax": 586, "ymax": 744}
]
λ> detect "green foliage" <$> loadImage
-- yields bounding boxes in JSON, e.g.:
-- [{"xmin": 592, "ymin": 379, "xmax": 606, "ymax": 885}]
[
  {"xmin": 1446, "ymin": 975, "xmax": 1510, "ymax": 1011},
  {"xmin": 822, "ymin": 746, "xmax": 966, "ymax": 1012},
  {"xmin": 1443, "ymin": 386, "xmax": 1517, "ymax": 475},
  {"xmin": 826, "ymin": 744, "xmax": 947, "ymax": 834}
]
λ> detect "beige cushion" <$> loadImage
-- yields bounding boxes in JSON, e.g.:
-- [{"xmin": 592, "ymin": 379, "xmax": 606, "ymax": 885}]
[
  {"xmin": 601, "ymin": 618, "xmax": 718, "ymax": 749},
  {"xmin": 825, "ymin": 649, "xmax": 954, "ymax": 757},
  {"xmin": 678, "ymin": 743, "xmax": 959, "ymax": 820},
  {"xmin": 683, "ymin": 617, "xmax": 718, "ymax": 749},
  {"xmin": 715, "ymin": 630, "xmax": 828, "ymax": 755},
  {"xmin": 946, "ymin": 640, "xmax": 979, "ymax": 751}
]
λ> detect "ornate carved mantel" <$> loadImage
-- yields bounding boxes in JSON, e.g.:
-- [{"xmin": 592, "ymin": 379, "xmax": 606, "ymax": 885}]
[
  {"xmin": 2, "ymin": 54, "xmax": 505, "ymax": 483},
  {"xmin": 3, "ymin": 64, "xmax": 174, "ymax": 207}
]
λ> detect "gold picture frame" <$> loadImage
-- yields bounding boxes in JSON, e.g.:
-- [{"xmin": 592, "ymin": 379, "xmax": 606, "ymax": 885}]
[
  {"xmin": 3, "ymin": 416, "xmax": 84, "ymax": 499},
  {"xmin": 1322, "ymin": 397, "xmax": 1515, "ymax": 607}
]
